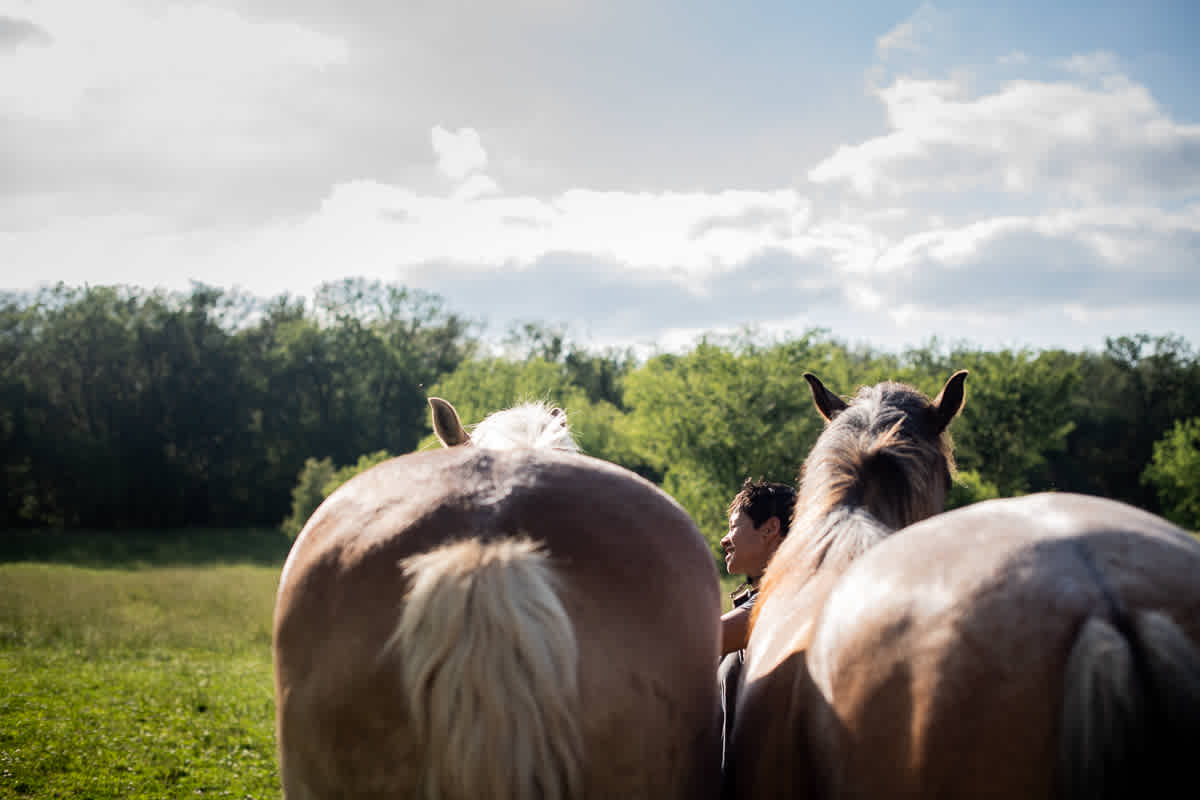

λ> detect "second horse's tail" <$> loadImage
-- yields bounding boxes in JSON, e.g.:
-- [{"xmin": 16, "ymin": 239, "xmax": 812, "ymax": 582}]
[
  {"xmin": 388, "ymin": 537, "xmax": 583, "ymax": 800},
  {"xmin": 1060, "ymin": 609, "xmax": 1200, "ymax": 799}
]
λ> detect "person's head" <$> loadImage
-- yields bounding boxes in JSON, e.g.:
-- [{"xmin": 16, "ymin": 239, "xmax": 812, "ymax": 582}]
[{"xmin": 720, "ymin": 479, "xmax": 797, "ymax": 580}]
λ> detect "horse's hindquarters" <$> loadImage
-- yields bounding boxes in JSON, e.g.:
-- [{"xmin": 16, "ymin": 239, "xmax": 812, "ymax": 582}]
[
  {"xmin": 273, "ymin": 447, "xmax": 722, "ymax": 800},
  {"xmin": 799, "ymin": 494, "xmax": 1200, "ymax": 799}
]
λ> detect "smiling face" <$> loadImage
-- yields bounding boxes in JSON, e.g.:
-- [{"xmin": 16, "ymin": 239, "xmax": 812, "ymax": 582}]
[{"xmin": 721, "ymin": 509, "xmax": 781, "ymax": 580}]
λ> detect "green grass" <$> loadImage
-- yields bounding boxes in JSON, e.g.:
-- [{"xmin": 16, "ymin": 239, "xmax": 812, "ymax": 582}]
[
  {"xmin": 0, "ymin": 530, "xmax": 738, "ymax": 798},
  {"xmin": 0, "ymin": 528, "xmax": 292, "ymax": 570},
  {"xmin": 1, "ymin": 648, "xmax": 276, "ymax": 798},
  {"xmin": 0, "ymin": 537, "xmax": 283, "ymax": 800}
]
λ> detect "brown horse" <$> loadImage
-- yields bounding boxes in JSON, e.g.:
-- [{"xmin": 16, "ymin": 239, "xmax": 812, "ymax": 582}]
[
  {"xmin": 273, "ymin": 398, "xmax": 722, "ymax": 800},
  {"xmin": 730, "ymin": 373, "xmax": 1200, "ymax": 799}
]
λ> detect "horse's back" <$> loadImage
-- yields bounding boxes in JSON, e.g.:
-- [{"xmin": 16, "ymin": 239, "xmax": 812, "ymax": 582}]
[
  {"xmin": 274, "ymin": 446, "xmax": 721, "ymax": 800},
  {"xmin": 804, "ymin": 492, "xmax": 1200, "ymax": 798}
]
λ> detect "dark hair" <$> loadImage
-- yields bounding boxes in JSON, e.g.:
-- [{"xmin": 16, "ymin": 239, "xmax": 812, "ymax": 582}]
[{"xmin": 727, "ymin": 479, "xmax": 798, "ymax": 538}]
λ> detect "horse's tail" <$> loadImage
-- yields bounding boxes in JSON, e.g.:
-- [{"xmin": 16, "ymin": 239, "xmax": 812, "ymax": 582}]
[
  {"xmin": 1060, "ymin": 610, "xmax": 1200, "ymax": 798},
  {"xmin": 389, "ymin": 537, "xmax": 584, "ymax": 800}
]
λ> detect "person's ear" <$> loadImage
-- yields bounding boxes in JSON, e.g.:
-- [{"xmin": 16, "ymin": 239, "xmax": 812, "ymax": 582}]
[{"xmin": 760, "ymin": 515, "xmax": 781, "ymax": 542}]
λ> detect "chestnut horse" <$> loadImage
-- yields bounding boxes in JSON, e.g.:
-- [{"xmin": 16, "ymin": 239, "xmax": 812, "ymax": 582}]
[
  {"xmin": 730, "ymin": 372, "xmax": 1200, "ymax": 799},
  {"xmin": 273, "ymin": 398, "xmax": 721, "ymax": 800}
]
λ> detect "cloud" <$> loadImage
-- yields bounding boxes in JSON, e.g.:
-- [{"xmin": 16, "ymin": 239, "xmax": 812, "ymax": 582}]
[
  {"xmin": 432, "ymin": 126, "xmax": 488, "ymax": 181},
  {"xmin": 876, "ymin": 3, "xmax": 943, "ymax": 59},
  {"xmin": 7, "ymin": 112, "xmax": 1195, "ymax": 354},
  {"xmin": 399, "ymin": 250, "xmax": 843, "ymax": 344},
  {"xmin": 0, "ymin": 123, "xmax": 818, "ymax": 302},
  {"xmin": 235, "ymin": 174, "xmax": 815, "ymax": 281},
  {"xmin": 0, "ymin": 0, "xmax": 352, "ymax": 224},
  {"xmin": 0, "ymin": 2, "xmax": 348, "ymax": 121},
  {"xmin": 4, "ymin": 3, "xmax": 1198, "ymax": 355},
  {"xmin": 0, "ymin": 15, "xmax": 51, "ymax": 49},
  {"xmin": 0, "ymin": 193, "xmax": 839, "ymax": 349},
  {"xmin": 809, "ymin": 66, "xmax": 1200, "ymax": 203},
  {"xmin": 857, "ymin": 208, "xmax": 1200, "ymax": 316}
]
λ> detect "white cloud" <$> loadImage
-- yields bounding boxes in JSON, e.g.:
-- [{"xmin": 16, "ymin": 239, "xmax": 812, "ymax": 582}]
[
  {"xmin": 6, "ymin": 113, "xmax": 1196, "ymax": 353},
  {"xmin": 1, "ymin": 127, "xmax": 818, "ymax": 302},
  {"xmin": 2, "ymin": 3, "xmax": 1197, "ymax": 355},
  {"xmin": 809, "ymin": 68, "xmax": 1200, "ymax": 203},
  {"xmin": 432, "ymin": 126, "xmax": 489, "ymax": 181},
  {"xmin": 0, "ymin": 1, "xmax": 348, "ymax": 121},
  {"xmin": 876, "ymin": 3, "xmax": 943, "ymax": 59},
  {"xmin": 0, "ymin": 14, "xmax": 52, "ymax": 48},
  {"xmin": 0, "ymin": 0, "xmax": 353, "ymax": 226},
  {"xmin": 845, "ymin": 206, "xmax": 1200, "ymax": 322},
  {"xmin": 242, "ymin": 181, "xmax": 815, "ymax": 285}
]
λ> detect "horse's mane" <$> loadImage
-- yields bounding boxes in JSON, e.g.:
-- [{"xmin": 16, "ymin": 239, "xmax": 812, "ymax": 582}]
[
  {"xmin": 471, "ymin": 401, "xmax": 580, "ymax": 453},
  {"xmin": 760, "ymin": 380, "xmax": 957, "ymax": 611}
]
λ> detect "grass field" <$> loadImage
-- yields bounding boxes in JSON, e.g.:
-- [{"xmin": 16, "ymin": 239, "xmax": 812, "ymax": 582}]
[
  {"xmin": 0, "ymin": 531, "xmax": 288, "ymax": 799},
  {"xmin": 1, "ymin": 529, "xmax": 740, "ymax": 799}
]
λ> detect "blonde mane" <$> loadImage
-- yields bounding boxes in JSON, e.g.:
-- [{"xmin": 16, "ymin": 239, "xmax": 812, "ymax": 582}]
[{"xmin": 471, "ymin": 401, "xmax": 580, "ymax": 452}]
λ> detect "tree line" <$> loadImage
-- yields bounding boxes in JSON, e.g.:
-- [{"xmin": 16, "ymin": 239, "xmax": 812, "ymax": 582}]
[{"xmin": 3, "ymin": 281, "xmax": 1198, "ymax": 560}]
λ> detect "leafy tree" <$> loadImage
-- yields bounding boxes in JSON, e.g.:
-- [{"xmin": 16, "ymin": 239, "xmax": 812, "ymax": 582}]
[
  {"xmin": 280, "ymin": 450, "xmax": 396, "ymax": 539},
  {"xmin": 5, "ymin": 276, "xmax": 1198, "ymax": 543},
  {"xmin": 244, "ymin": 280, "xmax": 477, "ymax": 525},
  {"xmin": 0, "ymin": 284, "xmax": 255, "ymax": 527},
  {"xmin": 0, "ymin": 280, "xmax": 476, "ymax": 530},
  {"xmin": 314, "ymin": 278, "xmax": 478, "ymax": 383},
  {"xmin": 624, "ymin": 331, "xmax": 850, "ymax": 562},
  {"xmin": 281, "ymin": 457, "xmax": 336, "ymax": 539},
  {"xmin": 325, "ymin": 450, "xmax": 396, "ymax": 493},
  {"xmin": 1142, "ymin": 417, "xmax": 1200, "ymax": 531},
  {"xmin": 422, "ymin": 357, "xmax": 641, "ymax": 468},
  {"xmin": 942, "ymin": 347, "xmax": 1079, "ymax": 496},
  {"xmin": 1053, "ymin": 335, "xmax": 1200, "ymax": 512},
  {"xmin": 502, "ymin": 320, "xmax": 637, "ymax": 408},
  {"xmin": 946, "ymin": 469, "xmax": 1002, "ymax": 510}
]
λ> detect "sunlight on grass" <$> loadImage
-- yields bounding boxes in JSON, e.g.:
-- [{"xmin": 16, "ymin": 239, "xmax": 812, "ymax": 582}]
[
  {"xmin": 0, "ymin": 563, "xmax": 282, "ymax": 799},
  {"xmin": 0, "ymin": 649, "xmax": 277, "ymax": 798},
  {"xmin": 0, "ymin": 564, "xmax": 278, "ymax": 652},
  {"xmin": 1, "ymin": 549, "xmax": 738, "ymax": 798}
]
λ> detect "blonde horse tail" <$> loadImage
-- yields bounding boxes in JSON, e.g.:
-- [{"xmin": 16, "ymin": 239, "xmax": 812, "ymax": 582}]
[
  {"xmin": 389, "ymin": 537, "xmax": 584, "ymax": 800},
  {"xmin": 1060, "ymin": 610, "xmax": 1200, "ymax": 799}
]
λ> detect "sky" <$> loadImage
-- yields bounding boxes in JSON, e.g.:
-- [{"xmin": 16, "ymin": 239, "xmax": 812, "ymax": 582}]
[{"xmin": 2, "ymin": 0, "xmax": 1198, "ymax": 355}]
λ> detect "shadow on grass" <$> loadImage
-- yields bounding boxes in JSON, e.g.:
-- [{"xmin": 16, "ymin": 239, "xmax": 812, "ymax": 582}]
[{"xmin": 0, "ymin": 528, "xmax": 294, "ymax": 569}]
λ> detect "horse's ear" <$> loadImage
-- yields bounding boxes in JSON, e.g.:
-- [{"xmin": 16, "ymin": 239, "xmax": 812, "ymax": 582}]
[
  {"xmin": 931, "ymin": 370, "xmax": 968, "ymax": 433},
  {"xmin": 804, "ymin": 373, "xmax": 848, "ymax": 422},
  {"xmin": 429, "ymin": 397, "xmax": 471, "ymax": 447}
]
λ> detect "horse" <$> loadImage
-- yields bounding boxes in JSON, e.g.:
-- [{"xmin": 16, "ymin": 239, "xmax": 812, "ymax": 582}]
[
  {"xmin": 729, "ymin": 372, "xmax": 1200, "ymax": 799},
  {"xmin": 273, "ymin": 397, "xmax": 722, "ymax": 800}
]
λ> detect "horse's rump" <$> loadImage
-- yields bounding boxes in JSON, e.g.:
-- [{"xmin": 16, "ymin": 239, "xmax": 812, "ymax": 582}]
[
  {"xmin": 799, "ymin": 492, "xmax": 1200, "ymax": 798},
  {"xmin": 273, "ymin": 445, "xmax": 721, "ymax": 800}
]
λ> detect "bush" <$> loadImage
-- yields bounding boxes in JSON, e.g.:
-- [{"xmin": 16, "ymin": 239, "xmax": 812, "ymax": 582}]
[
  {"xmin": 324, "ymin": 450, "xmax": 395, "ymax": 496},
  {"xmin": 281, "ymin": 457, "xmax": 335, "ymax": 539},
  {"xmin": 946, "ymin": 469, "xmax": 1002, "ymax": 511},
  {"xmin": 1142, "ymin": 417, "xmax": 1200, "ymax": 531},
  {"xmin": 280, "ymin": 451, "xmax": 397, "ymax": 539}
]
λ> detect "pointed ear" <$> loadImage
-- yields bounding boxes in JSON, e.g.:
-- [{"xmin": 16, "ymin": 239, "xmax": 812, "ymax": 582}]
[
  {"xmin": 931, "ymin": 370, "xmax": 968, "ymax": 433},
  {"xmin": 804, "ymin": 373, "xmax": 848, "ymax": 422},
  {"xmin": 429, "ymin": 397, "xmax": 471, "ymax": 447}
]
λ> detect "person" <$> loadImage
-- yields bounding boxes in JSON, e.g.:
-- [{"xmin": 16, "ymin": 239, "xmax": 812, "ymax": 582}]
[{"xmin": 717, "ymin": 478, "xmax": 797, "ymax": 776}]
